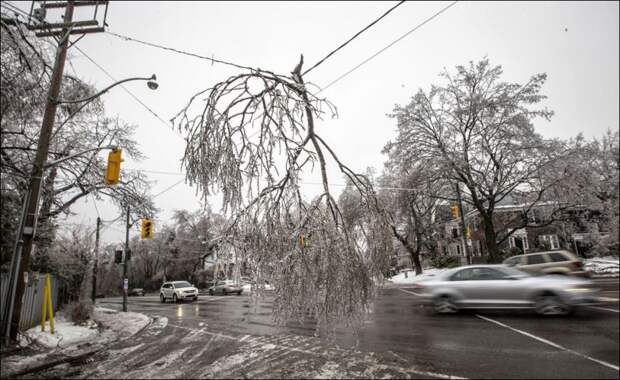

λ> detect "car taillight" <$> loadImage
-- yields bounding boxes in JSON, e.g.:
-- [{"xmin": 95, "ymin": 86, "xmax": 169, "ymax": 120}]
[{"xmin": 571, "ymin": 261, "xmax": 583, "ymax": 270}]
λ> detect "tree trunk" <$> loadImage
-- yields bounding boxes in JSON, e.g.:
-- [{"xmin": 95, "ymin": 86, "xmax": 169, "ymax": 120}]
[
  {"xmin": 481, "ymin": 213, "xmax": 500, "ymax": 263},
  {"xmin": 390, "ymin": 226, "xmax": 422, "ymax": 274}
]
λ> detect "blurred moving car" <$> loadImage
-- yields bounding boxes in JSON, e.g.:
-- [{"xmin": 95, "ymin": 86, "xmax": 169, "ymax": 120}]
[
  {"xmin": 413, "ymin": 265, "xmax": 599, "ymax": 315},
  {"xmin": 503, "ymin": 250, "xmax": 589, "ymax": 278},
  {"xmin": 208, "ymin": 280, "xmax": 243, "ymax": 295},
  {"xmin": 242, "ymin": 280, "xmax": 274, "ymax": 293},
  {"xmin": 160, "ymin": 281, "xmax": 198, "ymax": 303},
  {"xmin": 128, "ymin": 288, "xmax": 145, "ymax": 296}
]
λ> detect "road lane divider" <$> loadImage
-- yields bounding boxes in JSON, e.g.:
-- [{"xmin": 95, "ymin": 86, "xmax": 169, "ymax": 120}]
[
  {"xmin": 475, "ymin": 314, "xmax": 619, "ymax": 372},
  {"xmin": 587, "ymin": 306, "xmax": 619, "ymax": 313}
]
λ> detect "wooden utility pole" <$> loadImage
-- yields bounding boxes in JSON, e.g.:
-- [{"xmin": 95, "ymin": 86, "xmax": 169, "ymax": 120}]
[
  {"xmin": 7, "ymin": 2, "xmax": 75, "ymax": 341},
  {"xmin": 91, "ymin": 217, "xmax": 101, "ymax": 303},
  {"xmin": 4, "ymin": 0, "xmax": 110, "ymax": 342}
]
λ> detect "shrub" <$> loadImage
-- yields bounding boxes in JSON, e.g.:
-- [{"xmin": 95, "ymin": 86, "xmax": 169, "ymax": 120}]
[
  {"xmin": 430, "ymin": 255, "xmax": 460, "ymax": 268},
  {"xmin": 66, "ymin": 300, "xmax": 93, "ymax": 325}
]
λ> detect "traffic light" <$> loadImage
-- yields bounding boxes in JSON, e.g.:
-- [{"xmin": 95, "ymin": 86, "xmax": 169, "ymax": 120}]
[
  {"xmin": 105, "ymin": 148, "xmax": 123, "ymax": 185},
  {"xmin": 451, "ymin": 204, "xmax": 460, "ymax": 219},
  {"xmin": 114, "ymin": 249, "xmax": 123, "ymax": 264},
  {"xmin": 141, "ymin": 219, "xmax": 153, "ymax": 239}
]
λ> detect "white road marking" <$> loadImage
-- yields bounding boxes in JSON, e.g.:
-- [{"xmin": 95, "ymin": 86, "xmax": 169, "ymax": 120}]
[
  {"xmin": 476, "ymin": 314, "xmax": 619, "ymax": 372},
  {"xmin": 398, "ymin": 288, "xmax": 423, "ymax": 296},
  {"xmin": 598, "ymin": 297, "xmax": 619, "ymax": 303},
  {"xmin": 588, "ymin": 306, "xmax": 619, "ymax": 313}
]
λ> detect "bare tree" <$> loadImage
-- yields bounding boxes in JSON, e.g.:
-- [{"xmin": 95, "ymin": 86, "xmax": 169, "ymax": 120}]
[
  {"xmin": 173, "ymin": 56, "xmax": 391, "ymax": 331},
  {"xmin": 1, "ymin": 20, "xmax": 157, "ymax": 269},
  {"xmin": 389, "ymin": 58, "xmax": 568, "ymax": 261}
]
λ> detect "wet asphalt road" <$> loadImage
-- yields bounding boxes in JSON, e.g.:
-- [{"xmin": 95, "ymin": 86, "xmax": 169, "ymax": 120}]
[{"xmin": 33, "ymin": 278, "xmax": 619, "ymax": 379}]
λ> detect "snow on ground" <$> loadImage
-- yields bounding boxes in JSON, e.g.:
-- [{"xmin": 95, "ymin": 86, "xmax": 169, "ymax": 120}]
[
  {"xmin": 585, "ymin": 256, "xmax": 619, "ymax": 276},
  {"xmin": 388, "ymin": 268, "xmax": 450, "ymax": 284},
  {"xmin": 3, "ymin": 307, "xmax": 152, "ymax": 378},
  {"xmin": 22, "ymin": 314, "xmax": 98, "ymax": 349},
  {"xmin": 92, "ymin": 307, "xmax": 150, "ymax": 338}
]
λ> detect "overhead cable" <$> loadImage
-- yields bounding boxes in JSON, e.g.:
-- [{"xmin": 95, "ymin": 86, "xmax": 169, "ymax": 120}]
[
  {"xmin": 303, "ymin": 1, "xmax": 406, "ymax": 76},
  {"xmin": 319, "ymin": 1, "xmax": 459, "ymax": 93}
]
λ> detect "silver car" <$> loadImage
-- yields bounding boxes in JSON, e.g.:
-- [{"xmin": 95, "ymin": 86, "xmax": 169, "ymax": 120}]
[
  {"xmin": 413, "ymin": 265, "xmax": 599, "ymax": 315},
  {"xmin": 208, "ymin": 280, "xmax": 243, "ymax": 296},
  {"xmin": 160, "ymin": 281, "xmax": 199, "ymax": 303}
]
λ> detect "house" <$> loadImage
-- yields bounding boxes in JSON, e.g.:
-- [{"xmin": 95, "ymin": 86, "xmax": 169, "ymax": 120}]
[{"xmin": 436, "ymin": 200, "xmax": 607, "ymax": 262}]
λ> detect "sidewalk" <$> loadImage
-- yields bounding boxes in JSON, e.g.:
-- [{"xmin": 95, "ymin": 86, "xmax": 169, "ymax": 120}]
[{"xmin": 0, "ymin": 307, "xmax": 151, "ymax": 379}]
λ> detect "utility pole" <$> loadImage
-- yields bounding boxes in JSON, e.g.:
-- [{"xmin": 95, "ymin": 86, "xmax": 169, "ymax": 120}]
[
  {"xmin": 6, "ymin": 2, "xmax": 75, "ymax": 342},
  {"xmin": 455, "ymin": 183, "xmax": 472, "ymax": 265},
  {"xmin": 123, "ymin": 204, "xmax": 130, "ymax": 312},
  {"xmin": 91, "ymin": 217, "xmax": 101, "ymax": 303}
]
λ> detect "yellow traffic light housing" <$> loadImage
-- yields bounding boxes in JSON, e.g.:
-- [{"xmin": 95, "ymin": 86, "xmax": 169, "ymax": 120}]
[
  {"xmin": 141, "ymin": 219, "xmax": 153, "ymax": 239},
  {"xmin": 451, "ymin": 204, "xmax": 460, "ymax": 219},
  {"xmin": 105, "ymin": 148, "xmax": 123, "ymax": 185}
]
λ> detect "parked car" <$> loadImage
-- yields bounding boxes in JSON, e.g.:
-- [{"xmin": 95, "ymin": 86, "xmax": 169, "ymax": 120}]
[
  {"xmin": 503, "ymin": 250, "xmax": 590, "ymax": 277},
  {"xmin": 160, "ymin": 281, "xmax": 198, "ymax": 303},
  {"xmin": 208, "ymin": 280, "xmax": 243, "ymax": 295},
  {"xmin": 128, "ymin": 288, "xmax": 145, "ymax": 296},
  {"xmin": 413, "ymin": 265, "xmax": 599, "ymax": 315}
]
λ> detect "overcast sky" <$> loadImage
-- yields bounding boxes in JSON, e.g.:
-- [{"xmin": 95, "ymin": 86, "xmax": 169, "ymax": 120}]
[{"xmin": 10, "ymin": 1, "xmax": 620, "ymax": 245}]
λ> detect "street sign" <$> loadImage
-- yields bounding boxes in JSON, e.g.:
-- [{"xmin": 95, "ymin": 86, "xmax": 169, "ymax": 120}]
[{"xmin": 123, "ymin": 278, "xmax": 128, "ymax": 290}]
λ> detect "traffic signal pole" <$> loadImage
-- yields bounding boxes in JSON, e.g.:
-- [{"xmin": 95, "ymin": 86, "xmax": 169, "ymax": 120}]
[
  {"xmin": 123, "ymin": 204, "xmax": 130, "ymax": 312},
  {"xmin": 6, "ymin": 2, "xmax": 75, "ymax": 342}
]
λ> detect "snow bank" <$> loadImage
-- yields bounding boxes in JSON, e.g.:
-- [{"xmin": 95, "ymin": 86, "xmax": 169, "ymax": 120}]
[
  {"xmin": 22, "ymin": 315, "xmax": 98, "ymax": 349},
  {"xmin": 92, "ymin": 307, "xmax": 150, "ymax": 338},
  {"xmin": 585, "ymin": 256, "xmax": 619, "ymax": 276},
  {"xmin": 388, "ymin": 268, "xmax": 449, "ymax": 284},
  {"xmin": 20, "ymin": 307, "xmax": 149, "ymax": 350}
]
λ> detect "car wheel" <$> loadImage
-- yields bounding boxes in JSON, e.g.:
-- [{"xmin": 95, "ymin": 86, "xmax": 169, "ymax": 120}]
[
  {"xmin": 160, "ymin": 293, "xmax": 165, "ymax": 303},
  {"xmin": 433, "ymin": 295, "xmax": 458, "ymax": 314},
  {"xmin": 237, "ymin": 291, "xmax": 242, "ymax": 296},
  {"xmin": 535, "ymin": 293, "xmax": 570, "ymax": 315},
  {"xmin": 209, "ymin": 289, "xmax": 214, "ymax": 296},
  {"xmin": 173, "ymin": 294, "xmax": 178, "ymax": 303},
  {"xmin": 223, "ymin": 289, "xmax": 228, "ymax": 296}
]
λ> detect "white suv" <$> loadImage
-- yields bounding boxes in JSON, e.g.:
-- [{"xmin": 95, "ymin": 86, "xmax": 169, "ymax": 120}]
[{"xmin": 160, "ymin": 281, "xmax": 198, "ymax": 303}]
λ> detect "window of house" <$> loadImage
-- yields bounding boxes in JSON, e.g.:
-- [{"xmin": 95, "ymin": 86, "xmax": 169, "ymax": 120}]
[
  {"xmin": 452, "ymin": 228, "xmax": 459, "ymax": 238},
  {"xmin": 539, "ymin": 234, "xmax": 560, "ymax": 250},
  {"xmin": 455, "ymin": 244, "xmax": 462, "ymax": 256}
]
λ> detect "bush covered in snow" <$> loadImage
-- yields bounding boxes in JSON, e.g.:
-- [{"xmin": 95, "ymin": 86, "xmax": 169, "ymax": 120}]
[{"xmin": 67, "ymin": 300, "xmax": 93, "ymax": 325}]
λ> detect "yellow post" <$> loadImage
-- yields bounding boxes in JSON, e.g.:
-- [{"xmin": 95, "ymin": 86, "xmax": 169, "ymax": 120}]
[
  {"xmin": 40, "ymin": 274, "xmax": 55, "ymax": 333},
  {"xmin": 41, "ymin": 276, "xmax": 48, "ymax": 331},
  {"xmin": 47, "ymin": 274, "xmax": 54, "ymax": 334}
]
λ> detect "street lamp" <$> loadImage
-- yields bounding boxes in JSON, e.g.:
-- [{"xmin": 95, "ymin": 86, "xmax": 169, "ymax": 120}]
[{"xmin": 2, "ymin": 74, "xmax": 159, "ymax": 343}]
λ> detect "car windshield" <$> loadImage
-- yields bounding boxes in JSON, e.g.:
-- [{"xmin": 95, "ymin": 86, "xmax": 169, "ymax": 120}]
[{"xmin": 174, "ymin": 281, "xmax": 192, "ymax": 288}]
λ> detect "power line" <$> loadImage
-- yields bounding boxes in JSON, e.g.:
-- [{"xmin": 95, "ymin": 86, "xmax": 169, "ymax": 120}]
[
  {"xmin": 319, "ymin": 0, "xmax": 459, "ymax": 93},
  {"xmin": 1, "ymin": 2, "xmax": 31, "ymax": 20},
  {"xmin": 72, "ymin": 45, "xmax": 185, "ymax": 140},
  {"xmin": 303, "ymin": 1, "xmax": 406, "ymax": 76},
  {"xmin": 105, "ymin": 31, "xmax": 254, "ymax": 72}
]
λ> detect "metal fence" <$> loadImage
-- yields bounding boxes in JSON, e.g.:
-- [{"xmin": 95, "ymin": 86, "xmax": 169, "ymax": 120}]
[{"xmin": 0, "ymin": 272, "xmax": 60, "ymax": 332}]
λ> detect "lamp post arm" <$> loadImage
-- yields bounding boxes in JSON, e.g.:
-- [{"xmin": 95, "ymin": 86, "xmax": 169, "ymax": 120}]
[
  {"xmin": 55, "ymin": 75, "xmax": 156, "ymax": 105},
  {"xmin": 44, "ymin": 145, "xmax": 118, "ymax": 169}
]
